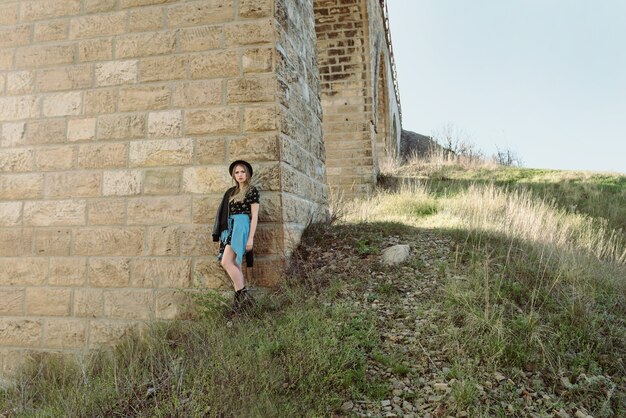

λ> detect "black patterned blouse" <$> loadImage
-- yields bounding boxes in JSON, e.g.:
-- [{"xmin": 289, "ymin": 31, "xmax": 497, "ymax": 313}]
[{"xmin": 229, "ymin": 186, "xmax": 260, "ymax": 216}]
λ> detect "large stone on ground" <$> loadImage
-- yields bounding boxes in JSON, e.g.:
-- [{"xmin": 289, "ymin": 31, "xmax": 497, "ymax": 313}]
[{"xmin": 381, "ymin": 244, "xmax": 410, "ymax": 265}]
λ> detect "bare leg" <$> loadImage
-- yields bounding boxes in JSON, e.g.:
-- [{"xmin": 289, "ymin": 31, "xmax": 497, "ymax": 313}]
[{"xmin": 221, "ymin": 244, "xmax": 245, "ymax": 291}]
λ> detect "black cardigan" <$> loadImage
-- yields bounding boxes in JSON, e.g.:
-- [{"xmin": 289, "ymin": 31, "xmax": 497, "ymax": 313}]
[{"xmin": 212, "ymin": 186, "xmax": 254, "ymax": 267}]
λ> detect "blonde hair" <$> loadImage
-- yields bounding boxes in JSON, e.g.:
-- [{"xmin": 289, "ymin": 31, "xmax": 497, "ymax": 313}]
[{"xmin": 229, "ymin": 164, "xmax": 251, "ymax": 203}]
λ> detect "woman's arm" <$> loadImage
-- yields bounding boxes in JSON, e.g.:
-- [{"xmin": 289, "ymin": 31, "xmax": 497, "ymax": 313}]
[{"xmin": 246, "ymin": 203, "xmax": 259, "ymax": 252}]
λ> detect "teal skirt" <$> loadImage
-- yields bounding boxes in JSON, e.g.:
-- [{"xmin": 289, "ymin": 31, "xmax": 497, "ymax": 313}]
[{"xmin": 217, "ymin": 214, "xmax": 250, "ymax": 267}]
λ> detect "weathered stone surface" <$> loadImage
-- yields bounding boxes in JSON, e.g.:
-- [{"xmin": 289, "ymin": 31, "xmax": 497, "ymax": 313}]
[
  {"xmin": 143, "ymin": 168, "xmax": 181, "ymax": 195},
  {"xmin": 0, "ymin": 320, "xmax": 42, "ymax": 348},
  {"xmin": 43, "ymin": 92, "xmax": 82, "ymax": 117},
  {"xmin": 45, "ymin": 172, "xmax": 102, "ymax": 198},
  {"xmin": 0, "ymin": 289, "xmax": 23, "ymax": 316},
  {"xmin": 36, "ymin": 66, "xmax": 92, "ymax": 92},
  {"xmin": 78, "ymin": 143, "xmax": 128, "ymax": 169},
  {"xmin": 130, "ymin": 138, "xmax": 192, "ymax": 167},
  {"xmin": 33, "ymin": 228, "xmax": 72, "ymax": 256},
  {"xmin": 147, "ymin": 110, "xmax": 183, "ymax": 138},
  {"xmin": 239, "ymin": 0, "xmax": 272, "ymax": 18},
  {"xmin": 85, "ymin": 0, "xmax": 118, "ymax": 13},
  {"xmin": 381, "ymin": 245, "xmax": 411, "ymax": 265},
  {"xmin": 195, "ymin": 138, "xmax": 226, "ymax": 165},
  {"xmin": 97, "ymin": 114, "xmax": 145, "ymax": 139},
  {"xmin": 0, "ymin": 229, "xmax": 33, "ymax": 257},
  {"xmin": 189, "ymin": 51, "xmax": 239, "ymax": 79},
  {"xmin": 230, "ymin": 134, "xmax": 280, "ymax": 161},
  {"xmin": 0, "ymin": 50, "xmax": 13, "ymax": 71},
  {"xmin": 84, "ymin": 88, "xmax": 117, "ymax": 114},
  {"xmin": 34, "ymin": 20, "xmax": 69, "ymax": 42},
  {"xmin": 119, "ymin": 85, "xmax": 171, "ymax": 111},
  {"xmin": 180, "ymin": 225, "xmax": 212, "ymax": 256},
  {"xmin": 185, "ymin": 108, "xmax": 240, "ymax": 135},
  {"xmin": 0, "ymin": 96, "xmax": 40, "ymax": 122},
  {"xmin": 21, "ymin": 0, "xmax": 81, "ymax": 22},
  {"xmin": 140, "ymin": 56, "xmax": 187, "ymax": 82},
  {"xmin": 167, "ymin": 0, "xmax": 234, "ymax": 27},
  {"xmin": 88, "ymin": 258, "xmax": 131, "ymax": 287},
  {"xmin": 129, "ymin": 7, "xmax": 164, "ymax": 32},
  {"xmin": 25, "ymin": 119, "xmax": 66, "ymax": 145},
  {"xmin": 95, "ymin": 60, "xmax": 138, "ymax": 87},
  {"xmin": 0, "ymin": 148, "xmax": 34, "ymax": 172},
  {"xmin": 43, "ymin": 319, "xmax": 87, "ymax": 349},
  {"xmin": 243, "ymin": 48, "xmax": 274, "ymax": 73},
  {"xmin": 182, "ymin": 166, "xmax": 231, "ymax": 194},
  {"xmin": 116, "ymin": 31, "xmax": 176, "ymax": 59},
  {"xmin": 156, "ymin": 290, "xmax": 196, "ymax": 320},
  {"xmin": 88, "ymin": 198, "xmax": 126, "ymax": 225},
  {"xmin": 191, "ymin": 195, "xmax": 220, "ymax": 224},
  {"xmin": 0, "ymin": 3, "xmax": 18, "ymax": 26},
  {"xmin": 224, "ymin": 20, "xmax": 274, "ymax": 46},
  {"xmin": 193, "ymin": 258, "xmax": 230, "ymax": 288},
  {"xmin": 7, "ymin": 71, "xmax": 34, "ymax": 95},
  {"xmin": 23, "ymin": 200, "xmax": 86, "ymax": 226},
  {"xmin": 178, "ymin": 26, "xmax": 222, "ymax": 52},
  {"xmin": 15, "ymin": 45, "xmax": 75, "ymax": 69},
  {"xmin": 35, "ymin": 146, "xmax": 76, "ymax": 171},
  {"xmin": 103, "ymin": 290, "xmax": 153, "ymax": 320},
  {"xmin": 0, "ymin": 258, "xmax": 47, "ymax": 286},
  {"xmin": 127, "ymin": 196, "xmax": 191, "ymax": 225},
  {"xmin": 74, "ymin": 289, "xmax": 103, "ymax": 318},
  {"xmin": 0, "ymin": 25, "xmax": 34, "ymax": 49},
  {"xmin": 102, "ymin": 169, "xmax": 143, "ymax": 196},
  {"xmin": 227, "ymin": 77, "xmax": 275, "ymax": 103},
  {"xmin": 146, "ymin": 226, "xmax": 180, "ymax": 256},
  {"xmin": 0, "ymin": 202, "xmax": 22, "ymax": 227},
  {"xmin": 69, "ymin": 12, "xmax": 126, "ymax": 39},
  {"xmin": 0, "ymin": 174, "xmax": 44, "ymax": 200},
  {"xmin": 49, "ymin": 258, "xmax": 87, "ymax": 286},
  {"xmin": 79, "ymin": 38, "xmax": 114, "ymax": 62},
  {"xmin": 172, "ymin": 80, "xmax": 222, "ymax": 107},
  {"xmin": 88, "ymin": 320, "xmax": 138, "ymax": 348},
  {"xmin": 74, "ymin": 227, "xmax": 144, "ymax": 256},
  {"xmin": 1, "ymin": 122, "xmax": 26, "ymax": 147},
  {"xmin": 25, "ymin": 288, "xmax": 71, "ymax": 316},
  {"xmin": 67, "ymin": 118, "xmax": 97, "ymax": 142},
  {"xmin": 132, "ymin": 258, "xmax": 192, "ymax": 288}
]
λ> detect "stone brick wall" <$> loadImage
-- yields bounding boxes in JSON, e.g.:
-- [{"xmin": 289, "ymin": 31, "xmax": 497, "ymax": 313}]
[{"xmin": 0, "ymin": 0, "xmax": 327, "ymax": 375}]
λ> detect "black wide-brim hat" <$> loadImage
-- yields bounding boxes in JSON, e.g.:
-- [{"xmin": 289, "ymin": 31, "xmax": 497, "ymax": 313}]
[{"xmin": 229, "ymin": 160, "xmax": 253, "ymax": 177}]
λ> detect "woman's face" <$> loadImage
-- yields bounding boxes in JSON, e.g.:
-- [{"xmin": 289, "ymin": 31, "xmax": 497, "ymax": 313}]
[{"xmin": 233, "ymin": 165, "xmax": 248, "ymax": 184}]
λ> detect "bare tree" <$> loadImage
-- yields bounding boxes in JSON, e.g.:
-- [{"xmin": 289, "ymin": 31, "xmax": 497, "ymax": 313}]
[
  {"xmin": 493, "ymin": 146, "xmax": 523, "ymax": 167},
  {"xmin": 430, "ymin": 123, "xmax": 484, "ymax": 164}
]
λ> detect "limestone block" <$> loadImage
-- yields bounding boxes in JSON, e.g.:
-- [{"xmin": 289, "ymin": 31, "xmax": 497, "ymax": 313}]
[
  {"xmin": 25, "ymin": 119, "xmax": 66, "ymax": 145},
  {"xmin": 227, "ymin": 77, "xmax": 275, "ymax": 104},
  {"xmin": 0, "ymin": 96, "xmax": 40, "ymax": 122},
  {"xmin": 0, "ymin": 50, "xmax": 14, "ymax": 71},
  {"xmin": 0, "ymin": 3, "xmax": 18, "ymax": 26},
  {"xmin": 43, "ymin": 319, "xmax": 87, "ymax": 349},
  {"xmin": 127, "ymin": 196, "xmax": 192, "ymax": 225},
  {"xmin": 130, "ymin": 138, "xmax": 192, "ymax": 167},
  {"xmin": 74, "ymin": 289, "xmax": 103, "ymax": 318},
  {"xmin": 167, "ymin": 0, "xmax": 234, "ymax": 28},
  {"xmin": 103, "ymin": 290, "xmax": 153, "ymax": 320},
  {"xmin": 36, "ymin": 65, "xmax": 93, "ymax": 92},
  {"xmin": 102, "ymin": 169, "xmax": 142, "ymax": 196},
  {"xmin": 156, "ymin": 290, "xmax": 196, "ymax": 320},
  {"xmin": 116, "ymin": 31, "xmax": 176, "ymax": 59},
  {"xmin": 84, "ymin": 89, "xmax": 117, "ymax": 114},
  {"xmin": 45, "ymin": 171, "xmax": 102, "ymax": 198},
  {"xmin": 253, "ymin": 224, "xmax": 284, "ymax": 256},
  {"xmin": 140, "ymin": 56, "xmax": 187, "ymax": 82},
  {"xmin": 33, "ymin": 228, "xmax": 72, "ymax": 256},
  {"xmin": 182, "ymin": 166, "xmax": 231, "ymax": 194},
  {"xmin": 119, "ymin": 85, "xmax": 170, "ymax": 111},
  {"xmin": 172, "ymin": 80, "xmax": 221, "ymax": 108},
  {"xmin": 0, "ymin": 289, "xmax": 23, "ymax": 316},
  {"xmin": 224, "ymin": 20, "xmax": 274, "ymax": 47},
  {"xmin": 143, "ymin": 168, "xmax": 181, "ymax": 195},
  {"xmin": 43, "ymin": 92, "xmax": 82, "ymax": 117},
  {"xmin": 146, "ymin": 226, "xmax": 180, "ymax": 256},
  {"xmin": 23, "ymin": 200, "xmax": 86, "ymax": 226},
  {"xmin": 0, "ymin": 25, "xmax": 32, "ymax": 49},
  {"xmin": 34, "ymin": 20, "xmax": 69, "ymax": 42},
  {"xmin": 74, "ymin": 227, "xmax": 144, "ymax": 256},
  {"xmin": 78, "ymin": 143, "xmax": 129, "ymax": 169},
  {"xmin": 35, "ymin": 146, "xmax": 76, "ymax": 171},
  {"xmin": 239, "ymin": 0, "xmax": 272, "ymax": 18},
  {"xmin": 193, "ymin": 258, "xmax": 230, "ymax": 288},
  {"xmin": 0, "ymin": 319, "xmax": 42, "ymax": 348},
  {"xmin": 0, "ymin": 229, "xmax": 33, "ymax": 257},
  {"xmin": 120, "ymin": 0, "xmax": 178, "ymax": 8},
  {"xmin": 249, "ymin": 257, "xmax": 284, "ymax": 287},
  {"xmin": 69, "ymin": 12, "xmax": 126, "ymax": 40},
  {"xmin": 230, "ymin": 134, "xmax": 279, "ymax": 161},
  {"xmin": 195, "ymin": 138, "xmax": 226, "ymax": 165},
  {"xmin": 79, "ymin": 38, "xmax": 114, "ymax": 63},
  {"xmin": 97, "ymin": 114, "xmax": 145, "ymax": 140},
  {"xmin": 191, "ymin": 195, "xmax": 220, "ymax": 224},
  {"xmin": 20, "ymin": 0, "xmax": 81, "ymax": 22},
  {"xmin": 85, "ymin": 0, "xmax": 117, "ymax": 13},
  {"xmin": 7, "ymin": 71, "xmax": 34, "ymax": 95},
  {"xmin": 0, "ymin": 174, "xmax": 44, "ymax": 200},
  {"xmin": 15, "ymin": 45, "xmax": 75, "ymax": 69},
  {"xmin": 180, "ymin": 225, "xmax": 212, "ymax": 256},
  {"xmin": 252, "ymin": 163, "xmax": 282, "ymax": 191},
  {"xmin": 178, "ymin": 26, "xmax": 222, "ymax": 52},
  {"xmin": 129, "ymin": 7, "xmax": 164, "ymax": 32},
  {"xmin": 67, "ymin": 118, "xmax": 96, "ymax": 142},
  {"xmin": 88, "ymin": 198, "xmax": 126, "ymax": 225},
  {"xmin": 25, "ymin": 288, "xmax": 71, "ymax": 316},
  {"xmin": 147, "ymin": 110, "xmax": 183, "ymax": 138},
  {"xmin": 0, "ymin": 258, "xmax": 47, "ymax": 286},
  {"xmin": 132, "ymin": 258, "xmax": 192, "ymax": 288},
  {"xmin": 259, "ymin": 192, "xmax": 282, "ymax": 223},
  {"xmin": 185, "ymin": 107, "xmax": 240, "ymax": 135},
  {"xmin": 49, "ymin": 258, "xmax": 87, "ymax": 286},
  {"xmin": 189, "ymin": 51, "xmax": 239, "ymax": 79},
  {"xmin": 0, "ymin": 148, "xmax": 34, "ymax": 172},
  {"xmin": 1, "ymin": 122, "xmax": 26, "ymax": 147},
  {"xmin": 244, "ymin": 106, "xmax": 276, "ymax": 131},
  {"xmin": 88, "ymin": 321, "xmax": 138, "ymax": 349},
  {"xmin": 88, "ymin": 258, "xmax": 131, "ymax": 287},
  {"xmin": 0, "ymin": 202, "xmax": 22, "ymax": 227},
  {"xmin": 243, "ymin": 48, "xmax": 273, "ymax": 74},
  {"xmin": 95, "ymin": 60, "xmax": 138, "ymax": 87}
]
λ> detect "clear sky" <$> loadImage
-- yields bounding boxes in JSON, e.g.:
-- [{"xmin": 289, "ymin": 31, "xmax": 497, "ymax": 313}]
[{"xmin": 386, "ymin": 0, "xmax": 626, "ymax": 173}]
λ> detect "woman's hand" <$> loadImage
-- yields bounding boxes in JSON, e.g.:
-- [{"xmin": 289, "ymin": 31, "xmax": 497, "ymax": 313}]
[{"xmin": 246, "ymin": 238, "xmax": 253, "ymax": 252}]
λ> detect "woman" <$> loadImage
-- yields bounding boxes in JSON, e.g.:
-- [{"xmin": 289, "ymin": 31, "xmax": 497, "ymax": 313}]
[{"xmin": 213, "ymin": 160, "xmax": 259, "ymax": 313}]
